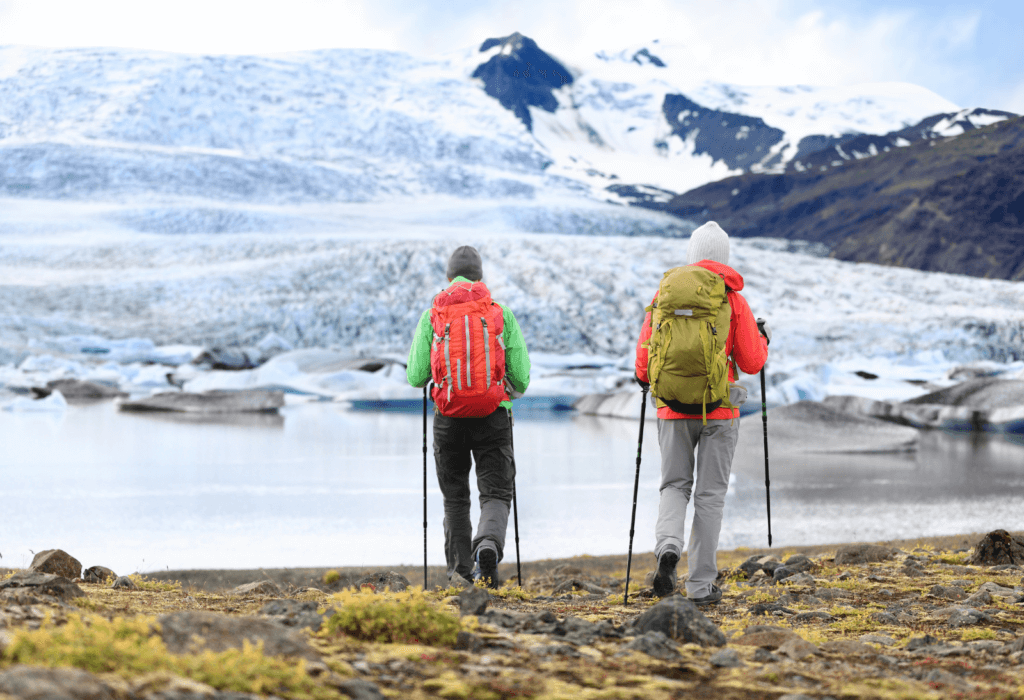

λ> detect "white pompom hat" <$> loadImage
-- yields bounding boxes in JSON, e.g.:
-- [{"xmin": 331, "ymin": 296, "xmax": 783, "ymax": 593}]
[{"xmin": 686, "ymin": 221, "xmax": 730, "ymax": 265}]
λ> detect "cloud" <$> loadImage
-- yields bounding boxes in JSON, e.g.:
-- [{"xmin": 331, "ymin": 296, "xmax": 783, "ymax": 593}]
[{"xmin": 0, "ymin": 0, "xmax": 995, "ymax": 108}]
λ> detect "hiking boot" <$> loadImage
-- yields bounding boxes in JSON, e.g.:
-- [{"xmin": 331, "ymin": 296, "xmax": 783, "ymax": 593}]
[
  {"xmin": 651, "ymin": 551, "xmax": 679, "ymax": 597},
  {"xmin": 475, "ymin": 548, "xmax": 499, "ymax": 589},
  {"xmin": 689, "ymin": 584, "xmax": 723, "ymax": 606}
]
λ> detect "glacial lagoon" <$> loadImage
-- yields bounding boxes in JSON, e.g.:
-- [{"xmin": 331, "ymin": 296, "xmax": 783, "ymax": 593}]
[{"xmin": 2, "ymin": 401, "xmax": 1023, "ymax": 574}]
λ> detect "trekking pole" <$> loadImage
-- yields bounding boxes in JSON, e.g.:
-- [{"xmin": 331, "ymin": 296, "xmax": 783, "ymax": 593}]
[
  {"xmin": 508, "ymin": 410, "xmax": 522, "ymax": 587},
  {"xmin": 422, "ymin": 384, "xmax": 429, "ymax": 589},
  {"xmin": 624, "ymin": 385, "xmax": 648, "ymax": 606},
  {"xmin": 760, "ymin": 367, "xmax": 773, "ymax": 547}
]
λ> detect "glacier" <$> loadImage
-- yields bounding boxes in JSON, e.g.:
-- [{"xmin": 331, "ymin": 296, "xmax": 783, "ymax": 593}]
[{"xmin": 2, "ymin": 197, "xmax": 1023, "ymax": 408}]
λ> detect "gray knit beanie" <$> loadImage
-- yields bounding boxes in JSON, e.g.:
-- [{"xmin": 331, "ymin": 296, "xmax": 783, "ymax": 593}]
[
  {"xmin": 446, "ymin": 245, "xmax": 483, "ymax": 281},
  {"xmin": 686, "ymin": 221, "xmax": 730, "ymax": 265}
]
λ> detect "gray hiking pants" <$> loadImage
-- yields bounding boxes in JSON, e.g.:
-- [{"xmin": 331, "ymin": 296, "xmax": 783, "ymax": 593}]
[
  {"xmin": 433, "ymin": 407, "xmax": 515, "ymax": 581},
  {"xmin": 655, "ymin": 417, "xmax": 739, "ymax": 597}
]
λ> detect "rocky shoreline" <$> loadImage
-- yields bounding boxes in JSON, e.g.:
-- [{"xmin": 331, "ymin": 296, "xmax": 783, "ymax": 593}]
[{"xmin": 1, "ymin": 530, "xmax": 1023, "ymax": 699}]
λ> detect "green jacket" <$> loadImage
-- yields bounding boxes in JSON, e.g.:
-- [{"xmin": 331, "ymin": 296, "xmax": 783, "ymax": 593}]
[{"xmin": 407, "ymin": 277, "xmax": 531, "ymax": 409}]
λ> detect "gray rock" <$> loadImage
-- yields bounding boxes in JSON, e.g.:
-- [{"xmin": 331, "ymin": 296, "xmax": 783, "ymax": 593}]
[
  {"xmin": 748, "ymin": 603, "xmax": 796, "ymax": 616},
  {"xmin": 157, "ymin": 611, "xmax": 318, "ymax": 659},
  {"xmin": 621, "ymin": 630, "xmax": 682, "ymax": 661},
  {"xmin": 739, "ymin": 556, "xmax": 763, "ymax": 578},
  {"xmin": 530, "ymin": 643, "xmax": 581, "ymax": 657},
  {"xmin": 870, "ymin": 612, "xmax": 899, "ymax": 625},
  {"xmin": 793, "ymin": 611, "xmax": 834, "ymax": 623},
  {"xmin": 631, "ymin": 595, "xmax": 726, "ymax": 647},
  {"xmin": 771, "ymin": 566, "xmax": 796, "ymax": 582},
  {"xmin": 859, "ymin": 633, "xmax": 896, "ymax": 646},
  {"xmin": 834, "ymin": 544, "xmax": 897, "ymax": 566},
  {"xmin": 260, "ymin": 599, "xmax": 329, "ymax": 631},
  {"xmin": 781, "ymin": 572, "xmax": 815, "ymax": 586},
  {"xmin": 457, "ymin": 586, "xmax": 491, "ymax": 616},
  {"xmin": 965, "ymin": 590, "xmax": 993, "ymax": 606},
  {"xmin": 353, "ymin": 571, "xmax": 410, "ymax": 593},
  {"xmin": 930, "ymin": 585, "xmax": 968, "ymax": 600},
  {"xmin": 778, "ymin": 637, "xmax": 819, "ymax": 660},
  {"xmin": 29, "ymin": 549, "xmax": 82, "ymax": 579},
  {"xmin": 709, "ymin": 648, "xmax": 745, "ymax": 668},
  {"xmin": 119, "ymin": 389, "xmax": 285, "ymax": 414},
  {"xmin": 901, "ymin": 563, "xmax": 926, "ymax": 577},
  {"xmin": 336, "ymin": 678, "xmax": 386, "ymax": 700},
  {"xmin": 448, "ymin": 572, "xmax": 473, "ymax": 590},
  {"xmin": 82, "ymin": 566, "xmax": 116, "ymax": 584},
  {"xmin": 228, "ymin": 580, "xmax": 282, "ymax": 597},
  {"xmin": 783, "ymin": 554, "xmax": 814, "ymax": 573},
  {"xmin": 948, "ymin": 607, "xmax": 992, "ymax": 627},
  {"xmin": 753, "ymin": 648, "xmax": 781, "ymax": 663},
  {"xmin": 551, "ymin": 578, "xmax": 610, "ymax": 596},
  {"xmin": 0, "ymin": 571, "xmax": 86, "ymax": 601},
  {"xmin": 454, "ymin": 631, "xmax": 484, "ymax": 652},
  {"xmin": 0, "ymin": 665, "xmax": 115, "ymax": 700},
  {"xmin": 733, "ymin": 625, "xmax": 799, "ymax": 649},
  {"xmin": 1001, "ymin": 637, "xmax": 1024, "ymax": 655},
  {"xmin": 111, "ymin": 576, "xmax": 138, "ymax": 590}
]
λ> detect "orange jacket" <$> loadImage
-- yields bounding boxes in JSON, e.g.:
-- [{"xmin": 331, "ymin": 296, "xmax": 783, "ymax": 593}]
[{"xmin": 635, "ymin": 260, "xmax": 768, "ymax": 420}]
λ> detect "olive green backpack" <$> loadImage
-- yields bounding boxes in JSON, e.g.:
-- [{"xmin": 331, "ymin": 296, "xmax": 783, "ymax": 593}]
[{"xmin": 645, "ymin": 265, "xmax": 735, "ymax": 421}]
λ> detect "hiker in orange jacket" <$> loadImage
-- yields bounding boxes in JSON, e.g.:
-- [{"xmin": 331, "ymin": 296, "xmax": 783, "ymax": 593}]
[{"xmin": 634, "ymin": 221, "xmax": 770, "ymax": 603}]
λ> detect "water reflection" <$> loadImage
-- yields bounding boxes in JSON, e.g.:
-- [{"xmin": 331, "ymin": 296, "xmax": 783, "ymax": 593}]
[{"xmin": 1, "ymin": 403, "xmax": 1022, "ymax": 572}]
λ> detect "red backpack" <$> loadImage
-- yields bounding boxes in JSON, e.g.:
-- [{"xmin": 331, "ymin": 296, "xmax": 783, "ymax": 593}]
[{"xmin": 429, "ymin": 281, "xmax": 508, "ymax": 417}]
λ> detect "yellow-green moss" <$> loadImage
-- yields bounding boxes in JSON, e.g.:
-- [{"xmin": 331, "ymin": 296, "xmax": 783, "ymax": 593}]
[
  {"xmin": 322, "ymin": 570, "xmax": 340, "ymax": 585},
  {"xmin": 1, "ymin": 614, "xmax": 338, "ymax": 700},
  {"xmin": 322, "ymin": 588, "xmax": 460, "ymax": 646},
  {"xmin": 127, "ymin": 575, "xmax": 182, "ymax": 592}
]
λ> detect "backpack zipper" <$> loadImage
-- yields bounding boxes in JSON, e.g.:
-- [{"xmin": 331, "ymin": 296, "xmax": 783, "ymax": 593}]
[
  {"xmin": 444, "ymin": 323, "xmax": 453, "ymax": 401},
  {"xmin": 482, "ymin": 317, "xmax": 491, "ymax": 389},
  {"xmin": 464, "ymin": 315, "xmax": 472, "ymax": 388}
]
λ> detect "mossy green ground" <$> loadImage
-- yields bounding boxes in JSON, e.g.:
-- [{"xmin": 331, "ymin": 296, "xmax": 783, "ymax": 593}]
[{"xmin": 2, "ymin": 533, "xmax": 1023, "ymax": 699}]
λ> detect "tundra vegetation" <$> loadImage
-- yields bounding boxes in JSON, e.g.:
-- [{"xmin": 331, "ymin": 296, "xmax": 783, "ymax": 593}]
[{"xmin": 1, "ymin": 532, "xmax": 1023, "ymax": 699}]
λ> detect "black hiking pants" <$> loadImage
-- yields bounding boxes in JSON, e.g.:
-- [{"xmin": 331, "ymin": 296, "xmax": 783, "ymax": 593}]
[{"xmin": 433, "ymin": 407, "xmax": 515, "ymax": 581}]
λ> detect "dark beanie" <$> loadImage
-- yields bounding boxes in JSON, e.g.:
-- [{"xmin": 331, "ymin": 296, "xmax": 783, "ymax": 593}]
[{"xmin": 446, "ymin": 245, "xmax": 483, "ymax": 281}]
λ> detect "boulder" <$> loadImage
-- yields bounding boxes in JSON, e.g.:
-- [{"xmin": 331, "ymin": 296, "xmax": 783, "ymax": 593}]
[
  {"xmin": 969, "ymin": 530, "xmax": 1024, "ymax": 566},
  {"xmin": 457, "ymin": 586, "xmax": 491, "ymax": 616},
  {"xmin": 551, "ymin": 578, "xmax": 609, "ymax": 596},
  {"xmin": 709, "ymin": 648, "xmax": 745, "ymax": 667},
  {"xmin": 733, "ymin": 626, "xmax": 799, "ymax": 649},
  {"xmin": 111, "ymin": 576, "xmax": 138, "ymax": 590},
  {"xmin": 29, "ymin": 549, "xmax": 82, "ymax": 579},
  {"xmin": 620, "ymin": 630, "xmax": 681, "ymax": 661},
  {"xmin": 0, "ymin": 571, "xmax": 86, "ymax": 601},
  {"xmin": 778, "ymin": 637, "xmax": 819, "ymax": 660},
  {"xmin": 260, "ymin": 599, "xmax": 331, "ymax": 631},
  {"xmin": 631, "ymin": 595, "xmax": 725, "ymax": 647},
  {"xmin": 834, "ymin": 544, "xmax": 897, "ymax": 566},
  {"xmin": 0, "ymin": 666, "xmax": 115, "ymax": 700},
  {"xmin": 336, "ymin": 678, "xmax": 387, "ymax": 700},
  {"xmin": 157, "ymin": 611, "xmax": 318, "ymax": 660},
  {"xmin": 82, "ymin": 566, "xmax": 116, "ymax": 584},
  {"xmin": 353, "ymin": 571, "xmax": 410, "ymax": 592},
  {"xmin": 228, "ymin": 580, "xmax": 282, "ymax": 597},
  {"xmin": 119, "ymin": 389, "xmax": 284, "ymax": 414}
]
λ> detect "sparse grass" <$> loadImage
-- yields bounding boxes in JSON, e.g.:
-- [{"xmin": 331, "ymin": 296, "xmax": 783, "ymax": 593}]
[
  {"xmin": 322, "ymin": 570, "xmax": 340, "ymax": 585},
  {"xmin": 322, "ymin": 588, "xmax": 460, "ymax": 646},
  {"xmin": 745, "ymin": 590, "xmax": 778, "ymax": 604},
  {"xmin": 128, "ymin": 574, "xmax": 181, "ymax": 592},
  {"xmin": 491, "ymin": 585, "xmax": 532, "ymax": 601},
  {"xmin": 961, "ymin": 629, "xmax": 997, "ymax": 641}
]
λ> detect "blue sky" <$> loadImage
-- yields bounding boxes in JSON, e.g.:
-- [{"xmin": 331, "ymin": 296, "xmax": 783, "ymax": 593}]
[{"xmin": 0, "ymin": 0, "xmax": 1021, "ymax": 112}]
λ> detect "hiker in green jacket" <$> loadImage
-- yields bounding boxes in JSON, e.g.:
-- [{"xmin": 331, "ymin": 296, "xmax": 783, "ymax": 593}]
[{"xmin": 407, "ymin": 246, "xmax": 531, "ymax": 587}]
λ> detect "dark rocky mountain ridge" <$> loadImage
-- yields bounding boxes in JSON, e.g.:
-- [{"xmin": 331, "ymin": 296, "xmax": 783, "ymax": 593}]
[{"xmin": 664, "ymin": 116, "xmax": 1024, "ymax": 280}]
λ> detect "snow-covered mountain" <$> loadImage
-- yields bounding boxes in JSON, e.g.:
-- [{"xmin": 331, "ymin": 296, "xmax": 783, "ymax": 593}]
[{"xmin": 1, "ymin": 36, "xmax": 1013, "ymax": 217}]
